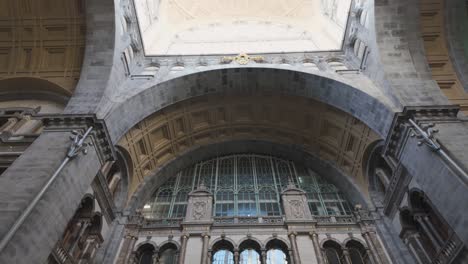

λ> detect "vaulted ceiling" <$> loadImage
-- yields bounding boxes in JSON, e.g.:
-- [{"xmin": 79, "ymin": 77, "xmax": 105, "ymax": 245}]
[
  {"xmin": 0, "ymin": 0, "xmax": 86, "ymax": 98},
  {"xmin": 118, "ymin": 94, "xmax": 380, "ymax": 200}
]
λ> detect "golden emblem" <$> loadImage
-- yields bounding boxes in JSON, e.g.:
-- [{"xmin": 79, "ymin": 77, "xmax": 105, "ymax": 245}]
[{"xmin": 222, "ymin": 53, "xmax": 264, "ymax": 65}]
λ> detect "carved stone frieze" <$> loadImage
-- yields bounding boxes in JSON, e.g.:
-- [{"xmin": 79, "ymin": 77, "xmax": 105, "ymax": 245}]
[{"xmin": 281, "ymin": 184, "xmax": 313, "ymax": 222}]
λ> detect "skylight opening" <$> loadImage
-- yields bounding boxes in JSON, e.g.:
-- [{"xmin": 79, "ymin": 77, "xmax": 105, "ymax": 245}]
[{"xmin": 134, "ymin": 0, "xmax": 351, "ymax": 56}]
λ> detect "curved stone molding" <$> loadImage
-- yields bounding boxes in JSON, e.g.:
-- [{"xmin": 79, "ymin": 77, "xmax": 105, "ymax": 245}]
[{"xmin": 105, "ymin": 68, "xmax": 395, "ymax": 144}]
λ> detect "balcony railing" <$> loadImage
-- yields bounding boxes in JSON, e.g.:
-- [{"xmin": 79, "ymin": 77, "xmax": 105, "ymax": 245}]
[
  {"xmin": 51, "ymin": 245, "xmax": 76, "ymax": 264},
  {"xmin": 315, "ymin": 215, "xmax": 355, "ymax": 224},
  {"xmin": 142, "ymin": 218, "xmax": 183, "ymax": 228},
  {"xmin": 213, "ymin": 216, "xmax": 285, "ymax": 226},
  {"xmin": 433, "ymin": 234, "xmax": 464, "ymax": 264}
]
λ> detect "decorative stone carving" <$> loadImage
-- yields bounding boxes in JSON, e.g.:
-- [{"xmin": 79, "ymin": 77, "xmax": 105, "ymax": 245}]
[
  {"xmin": 289, "ymin": 200, "xmax": 305, "ymax": 218},
  {"xmin": 281, "ymin": 183, "xmax": 313, "ymax": 222},
  {"xmin": 185, "ymin": 185, "xmax": 213, "ymax": 223},
  {"xmin": 192, "ymin": 201, "xmax": 207, "ymax": 220}
]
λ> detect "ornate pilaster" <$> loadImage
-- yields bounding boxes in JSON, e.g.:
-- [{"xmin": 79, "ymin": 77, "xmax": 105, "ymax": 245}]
[
  {"xmin": 309, "ymin": 232, "xmax": 324, "ymax": 264},
  {"xmin": 201, "ymin": 233, "xmax": 210, "ymax": 264},
  {"xmin": 288, "ymin": 232, "xmax": 301, "ymax": 264},
  {"xmin": 178, "ymin": 234, "xmax": 189, "ymax": 264}
]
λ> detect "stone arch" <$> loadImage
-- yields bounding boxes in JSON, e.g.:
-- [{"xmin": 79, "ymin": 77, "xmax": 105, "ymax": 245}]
[
  {"xmin": 64, "ymin": 0, "xmax": 117, "ymax": 114},
  {"xmin": 320, "ymin": 238, "xmax": 344, "ymax": 249},
  {"xmin": 238, "ymin": 237, "xmax": 264, "ymax": 251},
  {"xmin": 134, "ymin": 241, "xmax": 158, "ymax": 251},
  {"xmin": 210, "ymin": 237, "xmax": 237, "ymax": 251},
  {"xmin": 158, "ymin": 240, "xmax": 180, "ymax": 251},
  {"xmin": 343, "ymin": 238, "xmax": 368, "ymax": 249},
  {"xmin": 264, "ymin": 237, "xmax": 290, "ymax": 250},
  {"xmin": 105, "ymin": 68, "xmax": 395, "ymax": 144},
  {"xmin": 125, "ymin": 139, "xmax": 371, "ymax": 216},
  {"xmin": 364, "ymin": 140, "xmax": 392, "ymax": 207},
  {"xmin": 119, "ymin": 93, "xmax": 381, "ymax": 212},
  {"xmin": 0, "ymin": 77, "xmax": 70, "ymax": 113}
]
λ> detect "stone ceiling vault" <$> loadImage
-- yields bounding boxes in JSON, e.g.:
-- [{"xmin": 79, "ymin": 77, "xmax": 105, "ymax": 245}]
[
  {"xmin": 118, "ymin": 94, "xmax": 380, "ymax": 202},
  {"xmin": 0, "ymin": 0, "xmax": 86, "ymax": 97}
]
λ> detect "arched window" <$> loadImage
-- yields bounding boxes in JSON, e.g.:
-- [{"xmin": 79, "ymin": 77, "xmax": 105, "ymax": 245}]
[
  {"xmin": 239, "ymin": 249, "xmax": 260, "ymax": 264},
  {"xmin": 212, "ymin": 250, "xmax": 234, "ymax": 264},
  {"xmin": 137, "ymin": 244, "xmax": 156, "ymax": 264},
  {"xmin": 266, "ymin": 249, "xmax": 287, "ymax": 264},
  {"xmin": 239, "ymin": 240, "xmax": 262, "ymax": 264},
  {"xmin": 266, "ymin": 239, "xmax": 290, "ymax": 264},
  {"xmin": 323, "ymin": 241, "xmax": 344, "ymax": 264},
  {"xmin": 212, "ymin": 240, "xmax": 235, "ymax": 264},
  {"xmin": 143, "ymin": 155, "xmax": 352, "ymax": 219},
  {"xmin": 346, "ymin": 240, "xmax": 369, "ymax": 264},
  {"xmin": 158, "ymin": 243, "xmax": 178, "ymax": 264}
]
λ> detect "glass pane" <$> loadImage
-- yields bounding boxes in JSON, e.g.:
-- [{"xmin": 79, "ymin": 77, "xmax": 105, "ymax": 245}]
[
  {"xmin": 240, "ymin": 249, "xmax": 261, "ymax": 264},
  {"xmin": 349, "ymin": 248, "xmax": 365, "ymax": 264},
  {"xmin": 325, "ymin": 248, "xmax": 342, "ymax": 264},
  {"xmin": 267, "ymin": 249, "xmax": 287, "ymax": 264},
  {"xmin": 139, "ymin": 250, "xmax": 153, "ymax": 264},
  {"xmin": 213, "ymin": 250, "xmax": 234, "ymax": 264},
  {"xmin": 159, "ymin": 248, "xmax": 177, "ymax": 264},
  {"xmin": 238, "ymin": 157, "xmax": 254, "ymax": 186}
]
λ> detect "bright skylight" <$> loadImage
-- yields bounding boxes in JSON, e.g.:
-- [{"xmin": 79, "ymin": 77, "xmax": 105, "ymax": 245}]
[{"xmin": 134, "ymin": 0, "xmax": 351, "ymax": 56}]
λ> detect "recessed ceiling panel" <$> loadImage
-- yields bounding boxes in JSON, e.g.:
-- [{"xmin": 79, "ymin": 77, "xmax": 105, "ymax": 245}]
[{"xmin": 134, "ymin": 0, "xmax": 351, "ymax": 55}]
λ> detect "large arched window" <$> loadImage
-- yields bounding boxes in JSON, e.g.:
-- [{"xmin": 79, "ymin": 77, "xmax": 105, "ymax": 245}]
[
  {"xmin": 137, "ymin": 244, "xmax": 156, "ymax": 264},
  {"xmin": 158, "ymin": 243, "xmax": 178, "ymax": 264},
  {"xmin": 323, "ymin": 241, "xmax": 344, "ymax": 264},
  {"xmin": 266, "ymin": 239, "xmax": 290, "ymax": 264},
  {"xmin": 346, "ymin": 240, "xmax": 369, "ymax": 264},
  {"xmin": 143, "ymin": 154, "xmax": 352, "ymax": 219},
  {"xmin": 239, "ymin": 240, "xmax": 262, "ymax": 264},
  {"xmin": 211, "ymin": 240, "xmax": 235, "ymax": 264}
]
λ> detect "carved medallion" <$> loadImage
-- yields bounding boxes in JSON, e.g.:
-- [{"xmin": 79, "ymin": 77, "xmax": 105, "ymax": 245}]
[
  {"xmin": 192, "ymin": 201, "xmax": 207, "ymax": 220},
  {"xmin": 289, "ymin": 200, "xmax": 304, "ymax": 218}
]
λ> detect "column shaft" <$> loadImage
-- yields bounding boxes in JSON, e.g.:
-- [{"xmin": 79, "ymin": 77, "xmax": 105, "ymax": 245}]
[
  {"xmin": 310, "ymin": 233, "xmax": 324, "ymax": 264},
  {"xmin": 288, "ymin": 233, "xmax": 301, "ymax": 264},
  {"xmin": 178, "ymin": 235, "xmax": 188, "ymax": 264},
  {"xmin": 201, "ymin": 234, "xmax": 210, "ymax": 264}
]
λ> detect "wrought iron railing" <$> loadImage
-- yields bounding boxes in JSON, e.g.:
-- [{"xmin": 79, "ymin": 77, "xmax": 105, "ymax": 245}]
[{"xmin": 142, "ymin": 218, "xmax": 183, "ymax": 228}]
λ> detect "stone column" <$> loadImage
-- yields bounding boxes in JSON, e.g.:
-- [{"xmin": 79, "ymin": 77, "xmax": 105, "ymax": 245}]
[
  {"xmin": 0, "ymin": 118, "xmax": 112, "ymax": 264},
  {"xmin": 309, "ymin": 232, "xmax": 324, "ymax": 264},
  {"xmin": 234, "ymin": 249, "xmax": 239, "ymax": 264},
  {"xmin": 178, "ymin": 234, "xmax": 189, "ymax": 264},
  {"xmin": 201, "ymin": 234, "xmax": 210, "ymax": 264},
  {"xmin": 261, "ymin": 249, "xmax": 267, "ymax": 263},
  {"xmin": 288, "ymin": 232, "xmax": 301, "ymax": 264}
]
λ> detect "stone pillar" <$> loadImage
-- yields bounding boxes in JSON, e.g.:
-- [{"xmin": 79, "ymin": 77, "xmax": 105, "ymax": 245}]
[
  {"xmin": 178, "ymin": 234, "xmax": 189, "ymax": 264},
  {"xmin": 234, "ymin": 249, "xmax": 239, "ymax": 264},
  {"xmin": 288, "ymin": 232, "xmax": 301, "ymax": 264},
  {"xmin": 116, "ymin": 232, "xmax": 138, "ymax": 264},
  {"xmin": 0, "ymin": 118, "xmax": 112, "ymax": 264},
  {"xmin": 201, "ymin": 234, "xmax": 210, "ymax": 264},
  {"xmin": 261, "ymin": 249, "xmax": 267, "ymax": 264},
  {"xmin": 309, "ymin": 232, "xmax": 324, "ymax": 264},
  {"xmin": 363, "ymin": 231, "xmax": 390, "ymax": 264}
]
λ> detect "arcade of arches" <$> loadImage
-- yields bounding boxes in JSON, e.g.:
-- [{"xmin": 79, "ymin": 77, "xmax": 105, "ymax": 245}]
[{"xmin": 1, "ymin": 0, "xmax": 468, "ymax": 264}]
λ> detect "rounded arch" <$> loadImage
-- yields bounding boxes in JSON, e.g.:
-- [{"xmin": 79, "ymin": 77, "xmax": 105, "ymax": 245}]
[
  {"xmin": 105, "ymin": 68, "xmax": 395, "ymax": 144},
  {"xmin": 265, "ymin": 237, "xmax": 290, "ymax": 253},
  {"xmin": 76, "ymin": 194, "xmax": 95, "ymax": 219},
  {"xmin": 238, "ymin": 237, "xmax": 263, "ymax": 251},
  {"xmin": 210, "ymin": 237, "xmax": 237, "ymax": 251},
  {"xmin": 320, "ymin": 238, "xmax": 344, "ymax": 249},
  {"xmin": 0, "ymin": 77, "xmax": 70, "ymax": 113},
  {"xmin": 264, "ymin": 237, "xmax": 290, "ymax": 250},
  {"xmin": 344, "ymin": 238, "xmax": 367, "ymax": 249},
  {"xmin": 158, "ymin": 240, "xmax": 180, "ymax": 251},
  {"xmin": 125, "ymin": 140, "xmax": 371, "ymax": 216},
  {"xmin": 408, "ymin": 188, "xmax": 426, "ymax": 212},
  {"xmin": 135, "ymin": 241, "xmax": 158, "ymax": 251}
]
